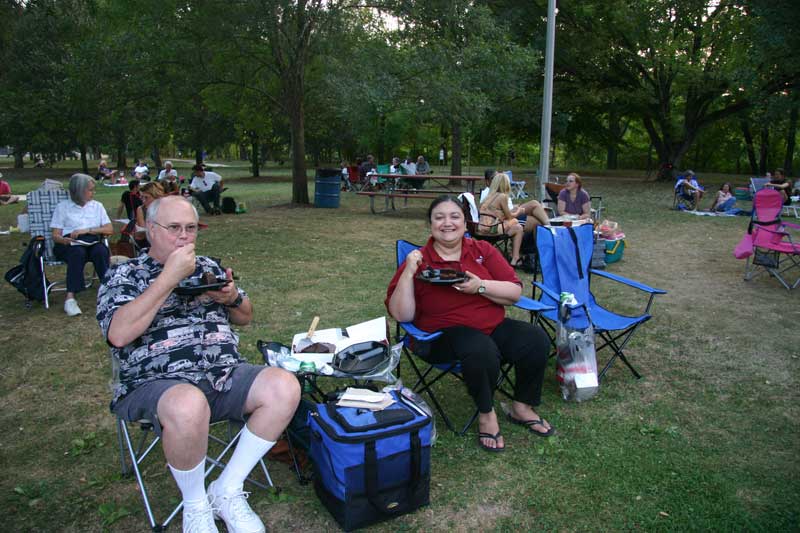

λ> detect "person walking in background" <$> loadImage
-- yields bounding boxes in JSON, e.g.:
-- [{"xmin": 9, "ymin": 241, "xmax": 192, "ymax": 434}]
[{"xmin": 439, "ymin": 144, "xmax": 446, "ymax": 167}]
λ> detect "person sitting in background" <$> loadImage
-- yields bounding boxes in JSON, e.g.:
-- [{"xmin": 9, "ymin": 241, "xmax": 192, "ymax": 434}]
[
  {"xmin": 358, "ymin": 154, "xmax": 376, "ymax": 180},
  {"xmin": 401, "ymin": 157, "xmax": 417, "ymax": 176},
  {"xmin": 0, "ymin": 172, "xmax": 22, "ymax": 205},
  {"xmin": 766, "ymin": 168, "xmax": 791, "ymax": 205},
  {"xmin": 709, "ymin": 182, "xmax": 736, "ymax": 212},
  {"xmin": 134, "ymin": 160, "xmax": 150, "ymax": 180},
  {"xmin": 674, "ymin": 170, "xmax": 704, "ymax": 210},
  {"xmin": 479, "ymin": 172, "xmax": 525, "ymax": 268},
  {"xmin": 416, "ymin": 155, "xmax": 431, "ymax": 175},
  {"xmin": 558, "ymin": 173, "xmax": 592, "ymax": 220},
  {"xmin": 50, "ymin": 173, "xmax": 113, "ymax": 316},
  {"xmin": 481, "ymin": 171, "xmax": 549, "ymax": 234},
  {"xmin": 389, "ymin": 157, "xmax": 403, "ymax": 174},
  {"xmin": 189, "ymin": 164, "xmax": 223, "ymax": 215},
  {"xmin": 97, "ymin": 160, "xmax": 118, "ymax": 183},
  {"xmin": 158, "ymin": 161, "xmax": 179, "ymax": 182},
  {"xmin": 386, "ymin": 196, "xmax": 553, "ymax": 452},
  {"xmin": 116, "ymin": 179, "xmax": 142, "ymax": 220},
  {"xmin": 97, "ymin": 195, "xmax": 300, "ymax": 533},
  {"xmin": 135, "ymin": 181, "xmax": 167, "ymax": 249}
]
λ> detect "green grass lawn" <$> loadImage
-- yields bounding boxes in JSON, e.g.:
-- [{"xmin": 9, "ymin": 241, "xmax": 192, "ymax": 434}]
[{"xmin": 0, "ymin": 162, "xmax": 798, "ymax": 531}]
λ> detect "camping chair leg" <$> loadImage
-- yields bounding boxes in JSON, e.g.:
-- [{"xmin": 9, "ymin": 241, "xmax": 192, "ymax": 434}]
[
  {"xmin": 405, "ymin": 353, "xmax": 458, "ymax": 433},
  {"xmin": 118, "ymin": 419, "xmax": 160, "ymax": 531},
  {"xmin": 597, "ymin": 326, "xmax": 643, "ymax": 380},
  {"xmin": 284, "ymin": 430, "xmax": 310, "ymax": 485}
]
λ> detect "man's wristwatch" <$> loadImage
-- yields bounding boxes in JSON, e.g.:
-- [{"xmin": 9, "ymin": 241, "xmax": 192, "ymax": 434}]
[
  {"xmin": 225, "ymin": 293, "xmax": 243, "ymax": 309},
  {"xmin": 477, "ymin": 282, "xmax": 486, "ymax": 295}
]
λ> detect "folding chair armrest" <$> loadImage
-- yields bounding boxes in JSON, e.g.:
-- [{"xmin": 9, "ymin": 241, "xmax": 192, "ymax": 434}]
[
  {"xmin": 514, "ymin": 295, "xmax": 555, "ymax": 314},
  {"xmin": 399, "ymin": 322, "xmax": 442, "ymax": 342},
  {"xmin": 781, "ymin": 222, "xmax": 800, "ymax": 232},
  {"xmin": 590, "ymin": 269, "xmax": 667, "ymax": 294},
  {"xmin": 532, "ymin": 281, "xmax": 560, "ymax": 301}
]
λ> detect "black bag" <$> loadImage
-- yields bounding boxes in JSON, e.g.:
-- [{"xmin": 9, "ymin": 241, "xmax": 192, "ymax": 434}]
[
  {"xmin": 4, "ymin": 236, "xmax": 49, "ymax": 303},
  {"xmin": 221, "ymin": 196, "xmax": 237, "ymax": 214}
]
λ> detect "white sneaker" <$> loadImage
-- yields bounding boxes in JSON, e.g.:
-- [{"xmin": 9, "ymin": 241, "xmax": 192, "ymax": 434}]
[
  {"xmin": 207, "ymin": 480, "xmax": 266, "ymax": 533},
  {"xmin": 64, "ymin": 298, "xmax": 82, "ymax": 316},
  {"xmin": 182, "ymin": 499, "xmax": 219, "ymax": 533}
]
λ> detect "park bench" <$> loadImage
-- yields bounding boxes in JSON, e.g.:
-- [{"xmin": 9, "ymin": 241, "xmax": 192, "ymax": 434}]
[{"xmin": 356, "ymin": 174, "xmax": 485, "ymax": 214}]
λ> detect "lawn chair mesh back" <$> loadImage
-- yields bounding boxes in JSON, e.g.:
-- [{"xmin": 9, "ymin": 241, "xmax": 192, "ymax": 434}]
[
  {"xmin": 27, "ymin": 185, "xmax": 69, "ymax": 262},
  {"xmin": 534, "ymin": 225, "xmax": 666, "ymax": 380},
  {"xmin": 393, "ymin": 240, "xmax": 553, "ymax": 435},
  {"xmin": 112, "ymin": 350, "xmax": 274, "ymax": 530},
  {"xmin": 26, "ymin": 184, "xmax": 108, "ymax": 305},
  {"xmin": 738, "ymin": 189, "xmax": 800, "ymax": 290}
]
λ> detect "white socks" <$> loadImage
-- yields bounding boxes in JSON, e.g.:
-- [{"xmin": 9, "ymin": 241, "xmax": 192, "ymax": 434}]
[
  {"xmin": 169, "ymin": 460, "xmax": 207, "ymax": 505},
  {"xmin": 214, "ymin": 425, "xmax": 275, "ymax": 492}
]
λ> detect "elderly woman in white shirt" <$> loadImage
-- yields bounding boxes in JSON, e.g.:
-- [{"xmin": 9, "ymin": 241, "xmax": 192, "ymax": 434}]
[{"xmin": 51, "ymin": 174, "xmax": 113, "ymax": 316}]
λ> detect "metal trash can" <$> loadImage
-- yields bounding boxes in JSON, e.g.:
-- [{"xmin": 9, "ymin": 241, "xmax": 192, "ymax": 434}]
[{"xmin": 314, "ymin": 168, "xmax": 341, "ymax": 208}]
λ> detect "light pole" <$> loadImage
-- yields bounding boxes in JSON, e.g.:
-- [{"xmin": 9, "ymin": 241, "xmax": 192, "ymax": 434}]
[{"xmin": 537, "ymin": 0, "xmax": 557, "ymax": 201}]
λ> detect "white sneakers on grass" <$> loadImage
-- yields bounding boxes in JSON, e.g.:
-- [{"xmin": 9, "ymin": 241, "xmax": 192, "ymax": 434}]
[
  {"xmin": 64, "ymin": 298, "xmax": 82, "ymax": 316},
  {"xmin": 207, "ymin": 480, "xmax": 266, "ymax": 533},
  {"xmin": 182, "ymin": 498, "xmax": 218, "ymax": 533}
]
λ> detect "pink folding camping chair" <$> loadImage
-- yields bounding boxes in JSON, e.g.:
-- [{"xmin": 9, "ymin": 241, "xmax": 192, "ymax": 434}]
[{"xmin": 734, "ymin": 189, "xmax": 800, "ymax": 290}]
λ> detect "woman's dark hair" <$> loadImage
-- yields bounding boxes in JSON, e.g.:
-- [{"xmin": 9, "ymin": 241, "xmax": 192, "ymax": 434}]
[
  {"xmin": 426, "ymin": 195, "xmax": 468, "ymax": 223},
  {"xmin": 719, "ymin": 182, "xmax": 732, "ymax": 191},
  {"xmin": 484, "ymin": 168, "xmax": 495, "ymax": 181}
]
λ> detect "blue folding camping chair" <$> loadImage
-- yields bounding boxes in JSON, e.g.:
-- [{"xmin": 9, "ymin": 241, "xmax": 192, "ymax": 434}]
[
  {"xmin": 533, "ymin": 225, "xmax": 666, "ymax": 380},
  {"xmin": 394, "ymin": 239, "xmax": 554, "ymax": 434}
]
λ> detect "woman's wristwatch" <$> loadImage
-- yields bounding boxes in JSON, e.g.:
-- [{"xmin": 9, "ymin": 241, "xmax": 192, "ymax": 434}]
[{"xmin": 477, "ymin": 282, "xmax": 486, "ymax": 295}]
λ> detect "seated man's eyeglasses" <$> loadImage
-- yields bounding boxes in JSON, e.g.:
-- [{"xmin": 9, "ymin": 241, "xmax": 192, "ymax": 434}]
[{"xmin": 151, "ymin": 221, "xmax": 199, "ymax": 235}]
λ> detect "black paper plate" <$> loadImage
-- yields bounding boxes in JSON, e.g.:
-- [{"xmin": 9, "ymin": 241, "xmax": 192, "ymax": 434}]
[
  {"xmin": 174, "ymin": 278, "xmax": 231, "ymax": 296},
  {"xmin": 417, "ymin": 268, "xmax": 467, "ymax": 285}
]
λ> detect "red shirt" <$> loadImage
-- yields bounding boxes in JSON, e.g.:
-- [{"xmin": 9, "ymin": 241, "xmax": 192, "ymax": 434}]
[
  {"xmin": 0, "ymin": 180, "xmax": 10, "ymax": 195},
  {"xmin": 385, "ymin": 237, "xmax": 521, "ymax": 335}
]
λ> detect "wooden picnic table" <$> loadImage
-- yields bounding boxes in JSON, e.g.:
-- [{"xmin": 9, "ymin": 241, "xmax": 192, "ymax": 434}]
[{"xmin": 356, "ymin": 174, "xmax": 485, "ymax": 214}]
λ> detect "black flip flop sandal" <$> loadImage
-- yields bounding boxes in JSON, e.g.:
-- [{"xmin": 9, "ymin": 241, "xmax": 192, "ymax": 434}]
[
  {"xmin": 506, "ymin": 413, "xmax": 555, "ymax": 437},
  {"xmin": 478, "ymin": 431, "xmax": 505, "ymax": 453}
]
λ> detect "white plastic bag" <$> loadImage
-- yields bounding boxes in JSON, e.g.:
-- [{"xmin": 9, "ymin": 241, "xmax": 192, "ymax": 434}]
[{"xmin": 555, "ymin": 295, "xmax": 599, "ymax": 402}]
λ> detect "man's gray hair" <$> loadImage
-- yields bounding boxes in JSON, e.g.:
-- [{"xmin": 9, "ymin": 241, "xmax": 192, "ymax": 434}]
[
  {"xmin": 68, "ymin": 173, "xmax": 94, "ymax": 205},
  {"xmin": 145, "ymin": 197, "xmax": 199, "ymax": 241},
  {"xmin": 164, "ymin": 161, "xmax": 173, "ymax": 167}
]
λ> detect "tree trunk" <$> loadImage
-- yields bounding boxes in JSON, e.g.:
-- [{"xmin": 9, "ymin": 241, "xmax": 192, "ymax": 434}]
[
  {"xmin": 152, "ymin": 145, "xmax": 162, "ymax": 169},
  {"xmin": 287, "ymin": 89, "xmax": 309, "ymax": 205},
  {"xmin": 377, "ymin": 114, "xmax": 386, "ymax": 163},
  {"xmin": 80, "ymin": 144, "xmax": 88, "ymax": 174},
  {"xmin": 758, "ymin": 127, "xmax": 769, "ymax": 175},
  {"xmin": 606, "ymin": 110, "xmax": 619, "ymax": 170},
  {"xmin": 195, "ymin": 149, "xmax": 203, "ymax": 166},
  {"xmin": 450, "ymin": 121, "xmax": 462, "ymax": 176},
  {"xmin": 13, "ymin": 147, "xmax": 24, "ymax": 168},
  {"xmin": 784, "ymin": 104, "xmax": 797, "ymax": 176},
  {"xmin": 251, "ymin": 136, "xmax": 260, "ymax": 177},
  {"xmin": 740, "ymin": 119, "xmax": 758, "ymax": 174}
]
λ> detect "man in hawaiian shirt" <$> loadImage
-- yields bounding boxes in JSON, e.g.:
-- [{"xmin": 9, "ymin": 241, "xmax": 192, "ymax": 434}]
[{"xmin": 97, "ymin": 195, "xmax": 299, "ymax": 533}]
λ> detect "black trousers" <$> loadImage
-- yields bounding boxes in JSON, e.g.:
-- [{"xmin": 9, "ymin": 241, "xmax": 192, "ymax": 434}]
[
  {"xmin": 414, "ymin": 318, "xmax": 550, "ymax": 413},
  {"xmin": 193, "ymin": 183, "xmax": 221, "ymax": 213},
  {"xmin": 53, "ymin": 240, "xmax": 110, "ymax": 293}
]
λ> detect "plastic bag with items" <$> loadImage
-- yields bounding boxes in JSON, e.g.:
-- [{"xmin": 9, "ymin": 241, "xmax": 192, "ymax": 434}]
[{"xmin": 555, "ymin": 294, "xmax": 599, "ymax": 402}]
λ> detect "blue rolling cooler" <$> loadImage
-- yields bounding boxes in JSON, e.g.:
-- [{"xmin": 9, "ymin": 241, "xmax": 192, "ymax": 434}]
[{"xmin": 308, "ymin": 391, "xmax": 432, "ymax": 531}]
